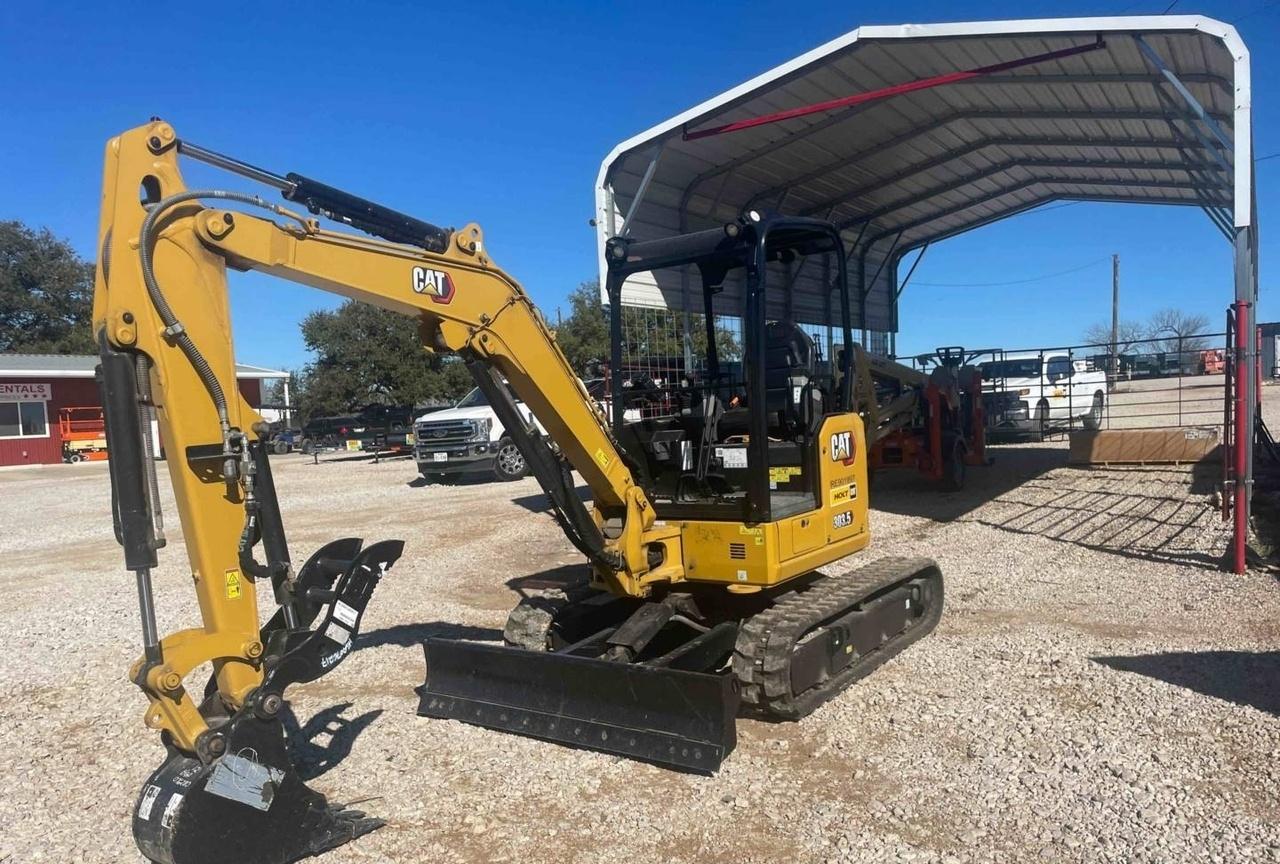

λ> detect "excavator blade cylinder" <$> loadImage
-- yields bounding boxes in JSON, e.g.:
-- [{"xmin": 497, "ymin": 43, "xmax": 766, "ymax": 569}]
[{"xmin": 419, "ymin": 638, "xmax": 739, "ymax": 773}]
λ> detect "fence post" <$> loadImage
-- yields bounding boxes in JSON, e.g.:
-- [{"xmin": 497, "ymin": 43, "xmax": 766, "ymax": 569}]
[
  {"xmin": 1177, "ymin": 334, "xmax": 1183, "ymax": 427},
  {"xmin": 1067, "ymin": 347, "xmax": 1074, "ymax": 432}
]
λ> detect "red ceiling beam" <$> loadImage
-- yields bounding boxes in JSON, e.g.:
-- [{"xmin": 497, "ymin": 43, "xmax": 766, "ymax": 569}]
[{"xmin": 682, "ymin": 36, "xmax": 1106, "ymax": 142}]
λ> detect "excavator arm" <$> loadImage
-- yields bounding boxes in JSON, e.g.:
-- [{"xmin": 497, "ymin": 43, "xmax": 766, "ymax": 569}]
[
  {"xmin": 94, "ymin": 120, "xmax": 679, "ymax": 864},
  {"xmin": 195, "ymin": 200, "xmax": 665, "ymax": 570}
]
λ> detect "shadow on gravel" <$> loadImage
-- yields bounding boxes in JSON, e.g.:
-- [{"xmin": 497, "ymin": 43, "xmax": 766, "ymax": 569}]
[
  {"xmin": 870, "ymin": 442, "xmax": 1227, "ymax": 570},
  {"xmin": 506, "ymin": 564, "xmax": 589, "ymax": 598},
  {"xmin": 967, "ymin": 474, "xmax": 1225, "ymax": 571},
  {"xmin": 282, "ymin": 701, "xmax": 383, "ymax": 780},
  {"xmin": 359, "ymin": 621, "xmax": 503, "ymax": 648},
  {"xmin": 511, "ymin": 484, "xmax": 592, "ymax": 513},
  {"xmin": 406, "ymin": 473, "xmax": 490, "ymax": 488},
  {"xmin": 1093, "ymin": 651, "xmax": 1280, "ymax": 716},
  {"xmin": 871, "ymin": 444, "xmax": 1068, "ymax": 522},
  {"xmin": 304, "ymin": 451, "xmax": 413, "ymax": 466}
]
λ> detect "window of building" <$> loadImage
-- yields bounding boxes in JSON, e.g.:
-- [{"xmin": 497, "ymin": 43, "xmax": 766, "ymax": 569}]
[{"xmin": 0, "ymin": 401, "xmax": 49, "ymax": 439}]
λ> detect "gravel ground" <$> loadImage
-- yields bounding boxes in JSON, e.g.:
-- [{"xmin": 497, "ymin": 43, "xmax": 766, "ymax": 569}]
[{"xmin": 0, "ymin": 435, "xmax": 1277, "ymax": 863}]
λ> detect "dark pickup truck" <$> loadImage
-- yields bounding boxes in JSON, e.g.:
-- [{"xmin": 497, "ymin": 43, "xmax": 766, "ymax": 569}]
[{"xmin": 298, "ymin": 405, "xmax": 415, "ymax": 454}]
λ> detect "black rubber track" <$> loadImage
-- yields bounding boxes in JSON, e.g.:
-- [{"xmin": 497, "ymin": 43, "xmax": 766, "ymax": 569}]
[{"xmin": 732, "ymin": 556, "xmax": 944, "ymax": 719}]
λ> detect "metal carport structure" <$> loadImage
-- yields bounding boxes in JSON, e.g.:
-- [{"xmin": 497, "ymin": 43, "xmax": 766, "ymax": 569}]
[{"xmin": 594, "ymin": 15, "xmax": 1257, "ymax": 571}]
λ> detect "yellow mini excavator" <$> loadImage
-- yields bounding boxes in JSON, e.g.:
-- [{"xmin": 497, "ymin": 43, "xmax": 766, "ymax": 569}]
[{"xmin": 94, "ymin": 120, "xmax": 943, "ymax": 864}]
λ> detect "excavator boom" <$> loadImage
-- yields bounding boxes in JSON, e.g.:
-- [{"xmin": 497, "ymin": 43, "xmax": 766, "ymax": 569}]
[{"xmin": 95, "ymin": 121, "xmax": 685, "ymax": 864}]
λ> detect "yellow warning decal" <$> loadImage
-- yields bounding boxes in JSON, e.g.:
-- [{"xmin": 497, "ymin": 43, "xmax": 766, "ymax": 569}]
[
  {"xmin": 738, "ymin": 525, "xmax": 763, "ymax": 537},
  {"xmin": 769, "ymin": 466, "xmax": 802, "ymax": 483},
  {"xmin": 224, "ymin": 568, "xmax": 243, "ymax": 600},
  {"xmin": 594, "ymin": 448, "xmax": 611, "ymax": 470}
]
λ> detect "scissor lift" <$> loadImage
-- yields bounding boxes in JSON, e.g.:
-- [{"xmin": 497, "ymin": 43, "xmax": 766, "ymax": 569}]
[{"xmin": 59, "ymin": 406, "xmax": 108, "ymax": 463}]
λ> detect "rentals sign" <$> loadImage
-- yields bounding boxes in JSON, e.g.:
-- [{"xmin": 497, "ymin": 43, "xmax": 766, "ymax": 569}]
[{"xmin": 0, "ymin": 383, "xmax": 52, "ymax": 400}]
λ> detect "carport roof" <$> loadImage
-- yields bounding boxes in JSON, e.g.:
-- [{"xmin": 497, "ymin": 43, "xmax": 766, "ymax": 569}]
[{"xmin": 595, "ymin": 16, "xmax": 1253, "ymax": 332}]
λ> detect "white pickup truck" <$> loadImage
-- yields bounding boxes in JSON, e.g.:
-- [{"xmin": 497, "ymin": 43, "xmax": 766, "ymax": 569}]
[
  {"xmin": 979, "ymin": 351, "xmax": 1107, "ymax": 434},
  {"xmin": 413, "ymin": 378, "xmax": 634, "ymax": 482},
  {"xmin": 414, "ymin": 387, "xmax": 538, "ymax": 482}
]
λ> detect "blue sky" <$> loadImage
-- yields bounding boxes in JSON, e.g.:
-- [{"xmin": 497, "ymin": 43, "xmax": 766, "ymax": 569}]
[{"xmin": 2, "ymin": 1, "xmax": 1276, "ymax": 369}]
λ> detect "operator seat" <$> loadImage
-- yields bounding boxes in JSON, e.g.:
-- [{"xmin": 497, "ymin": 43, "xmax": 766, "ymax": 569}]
[{"xmin": 764, "ymin": 320, "xmax": 823, "ymax": 437}]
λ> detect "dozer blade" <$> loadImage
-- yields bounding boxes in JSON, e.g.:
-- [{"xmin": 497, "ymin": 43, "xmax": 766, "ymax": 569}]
[
  {"xmin": 419, "ymin": 638, "xmax": 739, "ymax": 773},
  {"xmin": 135, "ymin": 539, "xmax": 404, "ymax": 864},
  {"xmin": 133, "ymin": 712, "xmax": 381, "ymax": 864}
]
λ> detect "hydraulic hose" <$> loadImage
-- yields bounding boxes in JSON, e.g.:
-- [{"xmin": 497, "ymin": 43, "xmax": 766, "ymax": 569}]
[{"xmin": 137, "ymin": 189, "xmax": 302, "ymax": 473}]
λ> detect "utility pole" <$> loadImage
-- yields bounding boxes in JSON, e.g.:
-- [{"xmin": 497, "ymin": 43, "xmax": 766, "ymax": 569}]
[{"xmin": 1110, "ymin": 254, "xmax": 1120, "ymax": 381}]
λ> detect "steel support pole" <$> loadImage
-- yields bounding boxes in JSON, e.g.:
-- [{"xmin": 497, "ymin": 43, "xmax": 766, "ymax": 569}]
[
  {"xmin": 897, "ymin": 243, "xmax": 929, "ymax": 299},
  {"xmin": 823, "ymin": 256, "xmax": 834, "ymax": 370},
  {"xmin": 1233, "ymin": 298, "xmax": 1250, "ymax": 574},
  {"xmin": 1134, "ymin": 36, "xmax": 1234, "ymax": 153},
  {"xmin": 605, "ymin": 186, "xmax": 618, "ymax": 238},
  {"xmin": 1111, "ymin": 255, "xmax": 1119, "ymax": 383},
  {"xmin": 862, "ymin": 231, "xmax": 903, "ymax": 350},
  {"xmin": 619, "ymin": 146, "xmax": 663, "ymax": 237},
  {"xmin": 1232, "ymin": 199, "xmax": 1258, "ymax": 573}
]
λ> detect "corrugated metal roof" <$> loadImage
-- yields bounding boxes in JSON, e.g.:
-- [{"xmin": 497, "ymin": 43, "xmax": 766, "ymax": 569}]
[
  {"xmin": 0, "ymin": 354, "xmax": 288, "ymax": 379},
  {"xmin": 595, "ymin": 16, "xmax": 1251, "ymax": 332}
]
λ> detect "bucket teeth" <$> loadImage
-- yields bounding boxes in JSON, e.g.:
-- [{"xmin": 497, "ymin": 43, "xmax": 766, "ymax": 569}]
[
  {"xmin": 142, "ymin": 538, "xmax": 402, "ymax": 864},
  {"xmin": 133, "ymin": 711, "xmax": 383, "ymax": 864}
]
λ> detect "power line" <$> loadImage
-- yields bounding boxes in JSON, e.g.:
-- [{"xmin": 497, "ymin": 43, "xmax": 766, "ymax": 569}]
[
  {"xmin": 911, "ymin": 257, "xmax": 1110, "ymax": 288},
  {"xmin": 1025, "ymin": 201, "xmax": 1081, "ymax": 215}
]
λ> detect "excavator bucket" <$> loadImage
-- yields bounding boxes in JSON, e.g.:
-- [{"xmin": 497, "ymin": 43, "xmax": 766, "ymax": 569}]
[
  {"xmin": 419, "ymin": 627, "xmax": 741, "ymax": 773},
  {"xmin": 134, "ymin": 539, "xmax": 403, "ymax": 864},
  {"xmin": 133, "ymin": 712, "xmax": 382, "ymax": 864}
]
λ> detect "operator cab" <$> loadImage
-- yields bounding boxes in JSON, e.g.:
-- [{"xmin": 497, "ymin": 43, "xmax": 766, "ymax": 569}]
[{"xmin": 603, "ymin": 214, "xmax": 853, "ymax": 524}]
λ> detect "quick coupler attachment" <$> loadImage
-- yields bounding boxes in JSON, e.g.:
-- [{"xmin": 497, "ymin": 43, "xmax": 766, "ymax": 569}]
[
  {"xmin": 135, "ymin": 539, "xmax": 403, "ymax": 864},
  {"xmin": 419, "ymin": 619, "xmax": 741, "ymax": 774}
]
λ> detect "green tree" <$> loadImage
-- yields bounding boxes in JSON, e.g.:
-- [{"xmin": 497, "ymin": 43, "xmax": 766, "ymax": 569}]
[
  {"xmin": 554, "ymin": 280, "xmax": 610, "ymax": 372},
  {"xmin": 0, "ymin": 221, "xmax": 96, "ymax": 353},
  {"xmin": 294, "ymin": 301, "xmax": 472, "ymax": 420}
]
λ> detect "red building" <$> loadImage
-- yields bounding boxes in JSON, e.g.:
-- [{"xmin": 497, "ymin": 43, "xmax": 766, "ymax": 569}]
[{"xmin": 0, "ymin": 354, "xmax": 287, "ymax": 467}]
